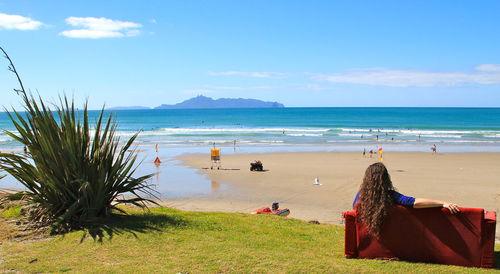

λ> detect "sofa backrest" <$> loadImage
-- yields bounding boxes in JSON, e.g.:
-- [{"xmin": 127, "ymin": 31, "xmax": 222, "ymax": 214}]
[{"xmin": 344, "ymin": 206, "xmax": 496, "ymax": 268}]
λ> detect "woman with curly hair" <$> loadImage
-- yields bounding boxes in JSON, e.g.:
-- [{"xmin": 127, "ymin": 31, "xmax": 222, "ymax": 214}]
[{"xmin": 353, "ymin": 162, "xmax": 460, "ymax": 236}]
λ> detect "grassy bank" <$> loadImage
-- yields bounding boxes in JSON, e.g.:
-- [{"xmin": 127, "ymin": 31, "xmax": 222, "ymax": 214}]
[{"xmin": 0, "ymin": 207, "xmax": 498, "ymax": 273}]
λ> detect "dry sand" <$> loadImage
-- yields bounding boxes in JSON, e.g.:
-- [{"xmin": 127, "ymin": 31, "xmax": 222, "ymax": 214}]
[{"xmin": 161, "ymin": 152, "xmax": 499, "ymax": 239}]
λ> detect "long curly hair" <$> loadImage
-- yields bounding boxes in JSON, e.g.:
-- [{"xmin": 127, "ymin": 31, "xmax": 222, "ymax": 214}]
[{"xmin": 355, "ymin": 162, "xmax": 395, "ymax": 236}]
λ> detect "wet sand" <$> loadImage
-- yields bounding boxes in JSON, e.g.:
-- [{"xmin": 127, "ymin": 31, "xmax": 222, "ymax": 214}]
[{"xmin": 162, "ymin": 152, "xmax": 500, "ymax": 239}]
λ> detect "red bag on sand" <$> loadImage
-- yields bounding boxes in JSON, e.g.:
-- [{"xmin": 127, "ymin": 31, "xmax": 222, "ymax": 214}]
[{"xmin": 251, "ymin": 206, "xmax": 290, "ymax": 217}]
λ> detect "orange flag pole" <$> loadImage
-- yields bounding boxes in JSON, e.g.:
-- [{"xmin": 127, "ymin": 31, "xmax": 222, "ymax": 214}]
[{"xmin": 154, "ymin": 144, "xmax": 161, "ymax": 166}]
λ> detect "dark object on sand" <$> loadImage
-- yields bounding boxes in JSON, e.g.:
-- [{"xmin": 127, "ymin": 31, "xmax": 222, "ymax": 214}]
[
  {"xmin": 308, "ymin": 220, "xmax": 320, "ymax": 224},
  {"xmin": 272, "ymin": 202, "xmax": 279, "ymax": 211},
  {"xmin": 250, "ymin": 160, "xmax": 263, "ymax": 171}
]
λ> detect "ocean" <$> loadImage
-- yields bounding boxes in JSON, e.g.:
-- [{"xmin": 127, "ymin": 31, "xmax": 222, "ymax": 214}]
[
  {"xmin": 1, "ymin": 107, "xmax": 500, "ymax": 153},
  {"xmin": 2, "ymin": 107, "xmax": 500, "ymax": 194}
]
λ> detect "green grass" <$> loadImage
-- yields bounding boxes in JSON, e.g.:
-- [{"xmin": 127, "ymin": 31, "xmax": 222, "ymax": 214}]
[
  {"xmin": 0, "ymin": 204, "xmax": 22, "ymax": 218},
  {"xmin": 0, "ymin": 207, "xmax": 498, "ymax": 273}
]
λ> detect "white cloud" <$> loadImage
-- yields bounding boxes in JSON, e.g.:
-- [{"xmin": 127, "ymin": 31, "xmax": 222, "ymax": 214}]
[
  {"xmin": 203, "ymin": 84, "xmax": 333, "ymax": 91},
  {"xmin": 287, "ymin": 83, "xmax": 333, "ymax": 91},
  {"xmin": 475, "ymin": 64, "xmax": 500, "ymax": 72},
  {"xmin": 0, "ymin": 13, "xmax": 44, "ymax": 30},
  {"xmin": 207, "ymin": 71, "xmax": 290, "ymax": 79},
  {"xmin": 312, "ymin": 65, "xmax": 500, "ymax": 87},
  {"xmin": 60, "ymin": 17, "xmax": 142, "ymax": 39}
]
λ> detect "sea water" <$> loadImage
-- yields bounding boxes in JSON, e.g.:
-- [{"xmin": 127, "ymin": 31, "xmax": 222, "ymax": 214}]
[
  {"xmin": 1, "ymin": 108, "xmax": 500, "ymax": 196},
  {"xmin": 2, "ymin": 107, "xmax": 500, "ymax": 151}
]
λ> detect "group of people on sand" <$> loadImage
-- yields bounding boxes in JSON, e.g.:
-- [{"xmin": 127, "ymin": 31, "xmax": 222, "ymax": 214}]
[
  {"xmin": 362, "ymin": 148, "xmax": 377, "ymax": 158},
  {"xmin": 362, "ymin": 144, "xmax": 438, "ymax": 157}
]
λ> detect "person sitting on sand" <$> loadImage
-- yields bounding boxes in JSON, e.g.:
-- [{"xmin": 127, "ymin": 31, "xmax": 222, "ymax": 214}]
[{"xmin": 353, "ymin": 162, "xmax": 460, "ymax": 236}]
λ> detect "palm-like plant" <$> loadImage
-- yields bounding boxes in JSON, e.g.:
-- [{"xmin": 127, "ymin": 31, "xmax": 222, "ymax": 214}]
[{"xmin": 0, "ymin": 47, "xmax": 156, "ymax": 232}]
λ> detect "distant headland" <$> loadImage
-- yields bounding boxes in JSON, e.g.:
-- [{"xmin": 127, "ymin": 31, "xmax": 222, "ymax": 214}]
[
  {"xmin": 155, "ymin": 95, "xmax": 284, "ymax": 109},
  {"xmin": 108, "ymin": 96, "xmax": 285, "ymax": 110}
]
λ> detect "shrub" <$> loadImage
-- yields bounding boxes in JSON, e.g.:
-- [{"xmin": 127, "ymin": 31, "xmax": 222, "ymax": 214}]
[
  {"xmin": 1, "ymin": 204, "xmax": 22, "ymax": 218},
  {"xmin": 0, "ymin": 47, "xmax": 156, "ymax": 232}
]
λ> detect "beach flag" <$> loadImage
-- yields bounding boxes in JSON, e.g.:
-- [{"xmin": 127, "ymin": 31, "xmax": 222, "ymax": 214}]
[
  {"xmin": 378, "ymin": 147, "xmax": 383, "ymax": 162},
  {"xmin": 154, "ymin": 157, "xmax": 161, "ymax": 166},
  {"xmin": 154, "ymin": 144, "xmax": 161, "ymax": 166}
]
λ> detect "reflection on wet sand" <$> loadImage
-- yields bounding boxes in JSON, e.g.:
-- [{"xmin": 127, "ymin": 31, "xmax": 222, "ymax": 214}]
[
  {"xmin": 155, "ymin": 165, "xmax": 161, "ymax": 183},
  {"xmin": 211, "ymin": 181, "xmax": 220, "ymax": 192}
]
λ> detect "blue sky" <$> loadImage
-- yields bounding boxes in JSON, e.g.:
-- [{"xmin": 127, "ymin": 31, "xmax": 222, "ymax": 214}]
[{"xmin": 0, "ymin": 0, "xmax": 500, "ymax": 109}]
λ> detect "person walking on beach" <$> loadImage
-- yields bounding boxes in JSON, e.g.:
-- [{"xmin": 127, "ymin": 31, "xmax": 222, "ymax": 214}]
[
  {"xmin": 353, "ymin": 163, "xmax": 460, "ymax": 236},
  {"xmin": 431, "ymin": 144, "xmax": 437, "ymax": 153},
  {"xmin": 363, "ymin": 148, "xmax": 366, "ymax": 157}
]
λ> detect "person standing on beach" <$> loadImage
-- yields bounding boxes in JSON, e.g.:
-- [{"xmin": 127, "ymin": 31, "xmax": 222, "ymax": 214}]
[{"xmin": 431, "ymin": 144, "xmax": 437, "ymax": 153}]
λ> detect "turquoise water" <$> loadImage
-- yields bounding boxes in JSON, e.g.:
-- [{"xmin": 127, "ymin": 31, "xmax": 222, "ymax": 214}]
[
  {"xmin": 1, "ymin": 108, "xmax": 500, "ymax": 151},
  {"xmin": 2, "ymin": 107, "xmax": 500, "ymax": 195}
]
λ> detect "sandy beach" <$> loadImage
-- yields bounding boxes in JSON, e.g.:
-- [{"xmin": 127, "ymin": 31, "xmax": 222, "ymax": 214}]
[{"xmin": 162, "ymin": 152, "xmax": 500, "ymax": 240}]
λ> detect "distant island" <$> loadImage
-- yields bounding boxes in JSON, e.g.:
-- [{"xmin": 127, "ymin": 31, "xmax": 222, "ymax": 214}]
[
  {"xmin": 155, "ymin": 95, "xmax": 284, "ymax": 109},
  {"xmin": 107, "ymin": 96, "xmax": 285, "ymax": 110}
]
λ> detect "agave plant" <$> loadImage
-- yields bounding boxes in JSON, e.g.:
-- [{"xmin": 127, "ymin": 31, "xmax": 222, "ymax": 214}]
[{"xmin": 0, "ymin": 47, "xmax": 156, "ymax": 231}]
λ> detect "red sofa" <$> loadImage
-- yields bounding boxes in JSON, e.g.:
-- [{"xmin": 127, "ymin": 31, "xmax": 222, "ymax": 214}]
[{"xmin": 343, "ymin": 206, "xmax": 496, "ymax": 268}]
